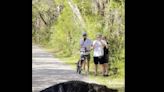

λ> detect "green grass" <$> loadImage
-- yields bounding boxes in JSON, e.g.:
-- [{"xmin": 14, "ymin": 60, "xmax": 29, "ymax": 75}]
[
  {"xmin": 42, "ymin": 47, "xmax": 124, "ymax": 92},
  {"xmin": 60, "ymin": 57, "xmax": 124, "ymax": 92}
]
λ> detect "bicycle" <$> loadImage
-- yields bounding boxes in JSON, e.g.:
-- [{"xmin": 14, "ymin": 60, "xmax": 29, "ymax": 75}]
[
  {"xmin": 76, "ymin": 55, "xmax": 85, "ymax": 74},
  {"xmin": 76, "ymin": 48, "xmax": 90, "ymax": 74}
]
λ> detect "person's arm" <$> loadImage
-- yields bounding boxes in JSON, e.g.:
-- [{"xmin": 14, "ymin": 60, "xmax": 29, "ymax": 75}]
[
  {"xmin": 79, "ymin": 39, "xmax": 83, "ymax": 50},
  {"xmin": 104, "ymin": 40, "xmax": 108, "ymax": 49},
  {"xmin": 100, "ymin": 40, "xmax": 106, "ymax": 48},
  {"xmin": 92, "ymin": 41, "xmax": 96, "ymax": 49},
  {"xmin": 106, "ymin": 41, "xmax": 109, "ymax": 49},
  {"xmin": 90, "ymin": 40, "xmax": 93, "ymax": 50},
  {"xmin": 80, "ymin": 39, "xmax": 84, "ymax": 48}
]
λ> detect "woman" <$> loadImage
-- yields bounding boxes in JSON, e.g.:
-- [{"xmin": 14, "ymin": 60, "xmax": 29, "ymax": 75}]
[
  {"xmin": 102, "ymin": 36, "xmax": 109, "ymax": 76},
  {"xmin": 92, "ymin": 34, "xmax": 107, "ymax": 76}
]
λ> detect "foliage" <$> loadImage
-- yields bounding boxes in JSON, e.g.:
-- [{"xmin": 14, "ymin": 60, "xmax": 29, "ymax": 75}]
[{"xmin": 32, "ymin": 0, "xmax": 125, "ymax": 78}]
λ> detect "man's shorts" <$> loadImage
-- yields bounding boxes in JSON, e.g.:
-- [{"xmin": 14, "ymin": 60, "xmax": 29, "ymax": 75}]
[
  {"xmin": 81, "ymin": 54, "xmax": 90, "ymax": 62},
  {"xmin": 93, "ymin": 56, "xmax": 104, "ymax": 64}
]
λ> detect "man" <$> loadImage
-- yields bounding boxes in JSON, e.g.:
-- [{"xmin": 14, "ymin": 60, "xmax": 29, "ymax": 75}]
[
  {"xmin": 80, "ymin": 32, "xmax": 92, "ymax": 75},
  {"xmin": 92, "ymin": 34, "xmax": 107, "ymax": 76}
]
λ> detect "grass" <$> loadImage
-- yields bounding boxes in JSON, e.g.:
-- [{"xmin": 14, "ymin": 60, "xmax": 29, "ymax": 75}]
[{"xmin": 42, "ymin": 46, "xmax": 125, "ymax": 92}]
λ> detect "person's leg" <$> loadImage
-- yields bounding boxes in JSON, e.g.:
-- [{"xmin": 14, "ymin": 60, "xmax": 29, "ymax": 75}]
[
  {"xmin": 84, "ymin": 56, "xmax": 88, "ymax": 75},
  {"xmin": 103, "ymin": 64, "xmax": 106, "ymax": 75},
  {"xmin": 100, "ymin": 64, "xmax": 104, "ymax": 75},
  {"xmin": 81, "ymin": 55, "xmax": 85, "ymax": 71},
  {"xmin": 105, "ymin": 63, "xmax": 108, "ymax": 75},
  {"xmin": 86, "ymin": 55, "xmax": 90, "ymax": 74},
  {"xmin": 94, "ymin": 57, "xmax": 98, "ymax": 76},
  {"xmin": 79, "ymin": 55, "xmax": 82, "ymax": 67},
  {"xmin": 105, "ymin": 54, "xmax": 109, "ymax": 75},
  {"xmin": 83, "ymin": 61, "xmax": 86, "ymax": 71},
  {"xmin": 103, "ymin": 58, "xmax": 107, "ymax": 75},
  {"xmin": 95, "ymin": 64, "xmax": 98, "ymax": 76},
  {"xmin": 99, "ymin": 57, "xmax": 105, "ymax": 76}
]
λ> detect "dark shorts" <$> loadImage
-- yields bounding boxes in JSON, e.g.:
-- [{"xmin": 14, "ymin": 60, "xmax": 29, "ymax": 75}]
[
  {"xmin": 81, "ymin": 54, "xmax": 90, "ymax": 62},
  {"xmin": 103, "ymin": 54, "xmax": 109, "ymax": 63},
  {"xmin": 93, "ymin": 56, "xmax": 104, "ymax": 64}
]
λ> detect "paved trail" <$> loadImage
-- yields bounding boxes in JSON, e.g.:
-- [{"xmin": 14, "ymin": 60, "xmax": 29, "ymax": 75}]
[{"xmin": 32, "ymin": 45, "xmax": 93, "ymax": 92}]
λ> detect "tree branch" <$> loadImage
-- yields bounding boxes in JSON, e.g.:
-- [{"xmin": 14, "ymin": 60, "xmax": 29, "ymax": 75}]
[{"xmin": 39, "ymin": 12, "xmax": 48, "ymax": 26}]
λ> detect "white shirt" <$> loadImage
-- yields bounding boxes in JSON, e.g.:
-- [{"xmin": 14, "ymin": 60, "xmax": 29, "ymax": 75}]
[
  {"xmin": 80, "ymin": 38, "xmax": 92, "ymax": 55},
  {"xmin": 93, "ymin": 40, "xmax": 107, "ymax": 57}
]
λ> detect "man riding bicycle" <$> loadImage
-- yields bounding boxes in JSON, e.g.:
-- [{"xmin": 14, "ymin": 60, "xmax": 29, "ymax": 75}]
[{"xmin": 80, "ymin": 32, "xmax": 92, "ymax": 75}]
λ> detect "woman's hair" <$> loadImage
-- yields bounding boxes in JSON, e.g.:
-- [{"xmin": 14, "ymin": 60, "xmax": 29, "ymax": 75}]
[{"xmin": 103, "ymin": 36, "xmax": 107, "ymax": 39}]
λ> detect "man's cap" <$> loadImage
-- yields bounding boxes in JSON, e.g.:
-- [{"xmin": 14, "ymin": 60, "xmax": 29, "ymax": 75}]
[{"xmin": 82, "ymin": 32, "xmax": 87, "ymax": 36}]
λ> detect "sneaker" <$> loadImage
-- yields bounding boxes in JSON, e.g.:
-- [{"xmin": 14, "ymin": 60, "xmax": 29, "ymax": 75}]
[
  {"xmin": 105, "ymin": 74, "xmax": 109, "ymax": 76},
  {"xmin": 103, "ymin": 74, "xmax": 109, "ymax": 77}
]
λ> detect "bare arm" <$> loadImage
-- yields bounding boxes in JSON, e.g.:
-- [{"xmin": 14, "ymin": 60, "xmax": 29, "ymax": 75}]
[
  {"xmin": 100, "ymin": 40, "xmax": 106, "ymax": 47},
  {"xmin": 92, "ymin": 41, "xmax": 96, "ymax": 49},
  {"xmin": 101, "ymin": 40, "xmax": 109, "ymax": 49},
  {"xmin": 105, "ymin": 41, "xmax": 108, "ymax": 49}
]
